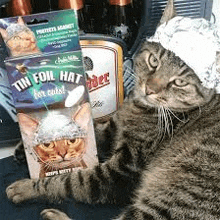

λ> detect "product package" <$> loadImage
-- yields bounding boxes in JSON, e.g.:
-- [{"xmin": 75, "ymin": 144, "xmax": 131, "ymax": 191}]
[{"xmin": 2, "ymin": 10, "xmax": 98, "ymax": 178}]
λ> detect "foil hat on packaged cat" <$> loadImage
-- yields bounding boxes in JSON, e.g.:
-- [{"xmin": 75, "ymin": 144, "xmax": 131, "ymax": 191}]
[
  {"xmin": 33, "ymin": 111, "xmax": 86, "ymax": 145},
  {"xmin": 148, "ymin": 16, "xmax": 220, "ymax": 93},
  {"xmin": 5, "ymin": 23, "xmax": 29, "ymax": 41}
]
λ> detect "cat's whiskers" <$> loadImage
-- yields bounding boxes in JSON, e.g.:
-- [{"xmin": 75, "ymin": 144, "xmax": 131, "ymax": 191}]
[
  {"xmin": 197, "ymin": 105, "xmax": 202, "ymax": 117},
  {"xmin": 166, "ymin": 107, "xmax": 188, "ymax": 123},
  {"xmin": 43, "ymin": 163, "xmax": 52, "ymax": 172},
  {"xmin": 43, "ymin": 160, "xmax": 55, "ymax": 170},
  {"xmin": 65, "ymin": 160, "xmax": 79, "ymax": 169},
  {"xmin": 63, "ymin": 153, "xmax": 84, "ymax": 168},
  {"xmin": 32, "ymin": 149, "xmax": 46, "ymax": 164},
  {"xmin": 161, "ymin": 106, "xmax": 171, "ymax": 137},
  {"xmin": 157, "ymin": 107, "xmax": 162, "ymax": 137},
  {"xmin": 158, "ymin": 107, "xmax": 164, "ymax": 137},
  {"xmin": 164, "ymin": 107, "xmax": 174, "ymax": 140},
  {"xmin": 157, "ymin": 106, "xmax": 175, "ymax": 142},
  {"xmin": 157, "ymin": 106, "xmax": 167, "ymax": 142},
  {"xmin": 32, "ymin": 148, "xmax": 59, "ymax": 171}
]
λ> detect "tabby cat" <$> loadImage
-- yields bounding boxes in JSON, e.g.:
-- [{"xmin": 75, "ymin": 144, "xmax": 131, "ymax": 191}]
[{"xmin": 6, "ymin": 0, "xmax": 220, "ymax": 219}]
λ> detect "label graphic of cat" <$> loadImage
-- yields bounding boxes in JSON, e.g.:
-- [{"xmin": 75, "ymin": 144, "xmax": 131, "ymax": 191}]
[
  {"xmin": 18, "ymin": 103, "xmax": 91, "ymax": 178},
  {"xmin": 0, "ymin": 17, "xmax": 40, "ymax": 57}
]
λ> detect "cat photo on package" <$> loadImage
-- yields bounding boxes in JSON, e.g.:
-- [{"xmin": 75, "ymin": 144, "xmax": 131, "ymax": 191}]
[
  {"xmin": 0, "ymin": 16, "xmax": 40, "ymax": 57},
  {"xmin": 0, "ymin": 9, "xmax": 81, "ymax": 58},
  {"xmin": 18, "ymin": 102, "xmax": 93, "ymax": 178}
]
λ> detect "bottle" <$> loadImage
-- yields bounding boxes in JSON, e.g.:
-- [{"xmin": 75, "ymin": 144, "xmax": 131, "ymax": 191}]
[
  {"xmin": 84, "ymin": 0, "xmax": 107, "ymax": 34},
  {"xmin": 106, "ymin": 0, "xmax": 138, "ymax": 50},
  {"xmin": 0, "ymin": 4, "xmax": 8, "ymax": 18},
  {"xmin": 31, "ymin": 0, "xmax": 58, "ymax": 13},
  {"xmin": 7, "ymin": 0, "xmax": 32, "ymax": 16},
  {"xmin": 58, "ymin": 0, "xmax": 86, "ymax": 33}
]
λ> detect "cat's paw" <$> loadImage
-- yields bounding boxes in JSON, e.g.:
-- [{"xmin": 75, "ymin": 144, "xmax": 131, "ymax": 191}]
[
  {"xmin": 6, "ymin": 179, "xmax": 38, "ymax": 203},
  {"xmin": 41, "ymin": 209, "xmax": 72, "ymax": 220}
]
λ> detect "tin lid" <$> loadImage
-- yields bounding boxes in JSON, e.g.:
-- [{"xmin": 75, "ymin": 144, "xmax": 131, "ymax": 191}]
[{"xmin": 79, "ymin": 33, "xmax": 128, "ymax": 57}]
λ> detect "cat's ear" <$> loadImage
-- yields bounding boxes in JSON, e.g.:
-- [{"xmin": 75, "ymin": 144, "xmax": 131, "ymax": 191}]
[
  {"xmin": 18, "ymin": 113, "xmax": 39, "ymax": 137},
  {"xmin": 17, "ymin": 16, "xmax": 25, "ymax": 25},
  {"xmin": 158, "ymin": 0, "xmax": 177, "ymax": 26},
  {"xmin": 0, "ymin": 28, "xmax": 8, "ymax": 41},
  {"xmin": 73, "ymin": 103, "xmax": 92, "ymax": 130}
]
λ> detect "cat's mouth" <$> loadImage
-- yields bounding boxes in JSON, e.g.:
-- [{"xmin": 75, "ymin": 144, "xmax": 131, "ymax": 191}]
[
  {"xmin": 57, "ymin": 160, "xmax": 75, "ymax": 166},
  {"xmin": 44, "ymin": 159, "xmax": 83, "ymax": 169},
  {"xmin": 143, "ymin": 93, "xmax": 168, "ymax": 108},
  {"xmin": 44, "ymin": 151, "xmax": 85, "ymax": 167},
  {"xmin": 26, "ymin": 41, "xmax": 37, "ymax": 48},
  {"xmin": 56, "ymin": 158, "xmax": 87, "ymax": 170}
]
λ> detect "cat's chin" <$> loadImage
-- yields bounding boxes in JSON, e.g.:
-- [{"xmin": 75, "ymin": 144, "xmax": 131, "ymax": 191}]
[{"xmin": 43, "ymin": 159, "xmax": 82, "ymax": 170}]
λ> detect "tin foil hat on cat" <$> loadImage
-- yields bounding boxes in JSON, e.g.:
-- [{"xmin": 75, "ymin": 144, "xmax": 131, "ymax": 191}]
[
  {"xmin": 149, "ymin": 16, "xmax": 220, "ymax": 93},
  {"xmin": 6, "ymin": 22, "xmax": 28, "ymax": 39},
  {"xmin": 33, "ymin": 111, "xmax": 87, "ymax": 145}
]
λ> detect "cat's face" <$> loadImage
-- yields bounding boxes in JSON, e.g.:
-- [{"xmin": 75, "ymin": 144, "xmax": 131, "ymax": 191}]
[
  {"xmin": 18, "ymin": 103, "xmax": 91, "ymax": 174},
  {"xmin": 0, "ymin": 17, "xmax": 39, "ymax": 56},
  {"xmin": 34, "ymin": 138, "xmax": 85, "ymax": 169},
  {"xmin": 6, "ymin": 29, "xmax": 38, "ymax": 55},
  {"xmin": 133, "ymin": 41, "xmax": 215, "ymax": 112}
]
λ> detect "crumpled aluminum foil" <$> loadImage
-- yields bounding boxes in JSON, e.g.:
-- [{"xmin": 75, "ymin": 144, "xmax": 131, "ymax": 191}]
[
  {"xmin": 34, "ymin": 111, "xmax": 86, "ymax": 145},
  {"xmin": 6, "ymin": 23, "xmax": 30, "ymax": 40},
  {"xmin": 149, "ymin": 16, "xmax": 220, "ymax": 93}
]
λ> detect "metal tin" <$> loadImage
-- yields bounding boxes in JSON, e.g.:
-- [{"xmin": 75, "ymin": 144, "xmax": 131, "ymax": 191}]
[{"xmin": 80, "ymin": 34, "xmax": 127, "ymax": 121}]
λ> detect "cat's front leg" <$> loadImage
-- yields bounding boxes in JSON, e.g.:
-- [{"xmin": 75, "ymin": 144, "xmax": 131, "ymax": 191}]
[
  {"xmin": 6, "ymin": 178, "xmax": 40, "ymax": 203},
  {"xmin": 113, "ymin": 205, "xmax": 152, "ymax": 220},
  {"xmin": 41, "ymin": 209, "xmax": 71, "ymax": 220}
]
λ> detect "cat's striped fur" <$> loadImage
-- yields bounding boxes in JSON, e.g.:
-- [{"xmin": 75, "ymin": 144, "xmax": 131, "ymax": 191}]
[{"xmin": 6, "ymin": 0, "xmax": 220, "ymax": 219}]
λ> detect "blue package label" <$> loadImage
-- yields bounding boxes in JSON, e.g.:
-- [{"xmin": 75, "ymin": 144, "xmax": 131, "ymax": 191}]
[{"xmin": 0, "ymin": 10, "xmax": 80, "ymax": 57}]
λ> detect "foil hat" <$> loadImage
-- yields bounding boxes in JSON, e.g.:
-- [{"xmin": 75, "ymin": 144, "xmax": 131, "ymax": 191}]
[
  {"xmin": 34, "ymin": 111, "xmax": 86, "ymax": 145},
  {"xmin": 6, "ymin": 23, "xmax": 29, "ymax": 40},
  {"xmin": 148, "ymin": 16, "xmax": 220, "ymax": 93}
]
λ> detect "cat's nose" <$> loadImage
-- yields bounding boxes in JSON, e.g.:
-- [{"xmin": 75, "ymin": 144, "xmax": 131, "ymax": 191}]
[
  {"xmin": 58, "ymin": 150, "xmax": 67, "ymax": 158},
  {"xmin": 146, "ymin": 78, "xmax": 163, "ymax": 95},
  {"xmin": 146, "ymin": 85, "xmax": 156, "ymax": 95}
]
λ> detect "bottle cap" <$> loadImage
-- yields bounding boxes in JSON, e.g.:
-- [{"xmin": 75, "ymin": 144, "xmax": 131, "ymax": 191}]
[
  {"xmin": 59, "ymin": 0, "xmax": 84, "ymax": 10},
  {"xmin": 109, "ymin": 0, "xmax": 131, "ymax": 6},
  {"xmin": 7, "ymin": 0, "xmax": 32, "ymax": 16}
]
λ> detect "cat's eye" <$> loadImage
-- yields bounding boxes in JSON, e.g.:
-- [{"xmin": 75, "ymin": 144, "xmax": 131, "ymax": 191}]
[
  {"xmin": 42, "ymin": 142, "xmax": 54, "ymax": 148},
  {"xmin": 13, "ymin": 36, "xmax": 21, "ymax": 40},
  {"xmin": 68, "ymin": 139, "xmax": 76, "ymax": 144},
  {"xmin": 148, "ymin": 54, "xmax": 159, "ymax": 68},
  {"xmin": 173, "ymin": 79, "xmax": 189, "ymax": 87}
]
